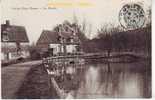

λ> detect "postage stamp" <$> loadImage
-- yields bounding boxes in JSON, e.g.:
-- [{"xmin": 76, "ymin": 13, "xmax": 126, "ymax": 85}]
[{"xmin": 119, "ymin": 3, "xmax": 146, "ymax": 30}]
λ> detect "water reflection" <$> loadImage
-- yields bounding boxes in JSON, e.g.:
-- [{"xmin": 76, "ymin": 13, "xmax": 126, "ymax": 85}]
[{"xmin": 74, "ymin": 61, "xmax": 151, "ymax": 98}]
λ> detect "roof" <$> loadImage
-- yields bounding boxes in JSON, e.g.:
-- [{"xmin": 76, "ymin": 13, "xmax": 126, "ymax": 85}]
[
  {"xmin": 1, "ymin": 24, "xmax": 29, "ymax": 42},
  {"xmin": 36, "ymin": 30, "xmax": 80, "ymax": 45},
  {"xmin": 37, "ymin": 30, "xmax": 60, "ymax": 45}
]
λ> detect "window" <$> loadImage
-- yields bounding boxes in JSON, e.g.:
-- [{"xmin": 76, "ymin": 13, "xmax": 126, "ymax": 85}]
[
  {"xmin": 2, "ymin": 31, "xmax": 9, "ymax": 42},
  {"xmin": 70, "ymin": 38, "xmax": 74, "ymax": 43},
  {"xmin": 67, "ymin": 37, "xmax": 74, "ymax": 43}
]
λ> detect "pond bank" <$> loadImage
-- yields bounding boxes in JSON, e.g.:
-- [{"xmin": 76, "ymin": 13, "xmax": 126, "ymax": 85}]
[{"xmin": 16, "ymin": 64, "xmax": 59, "ymax": 99}]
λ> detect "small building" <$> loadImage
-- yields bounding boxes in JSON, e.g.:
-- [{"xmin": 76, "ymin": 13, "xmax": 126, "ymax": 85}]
[{"xmin": 1, "ymin": 20, "xmax": 30, "ymax": 61}]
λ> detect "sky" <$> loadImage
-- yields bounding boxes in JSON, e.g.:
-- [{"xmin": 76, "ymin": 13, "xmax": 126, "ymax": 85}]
[{"xmin": 1, "ymin": 0, "xmax": 151, "ymax": 43}]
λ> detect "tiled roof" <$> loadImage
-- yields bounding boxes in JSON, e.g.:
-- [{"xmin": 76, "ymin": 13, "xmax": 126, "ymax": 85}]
[
  {"xmin": 37, "ymin": 30, "xmax": 60, "ymax": 44},
  {"xmin": 1, "ymin": 24, "xmax": 29, "ymax": 42},
  {"xmin": 37, "ymin": 30, "xmax": 80, "ymax": 45}
]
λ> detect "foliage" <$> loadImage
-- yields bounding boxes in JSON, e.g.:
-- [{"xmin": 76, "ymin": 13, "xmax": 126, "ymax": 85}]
[{"xmin": 84, "ymin": 26, "xmax": 151, "ymax": 54}]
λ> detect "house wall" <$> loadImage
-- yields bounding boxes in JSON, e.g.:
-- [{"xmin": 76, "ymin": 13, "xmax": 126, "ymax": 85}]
[
  {"xmin": 49, "ymin": 44, "xmax": 62, "ymax": 55},
  {"xmin": 66, "ymin": 44, "xmax": 77, "ymax": 53},
  {"xmin": 9, "ymin": 51, "xmax": 30, "ymax": 60},
  {"xmin": 1, "ymin": 42, "xmax": 16, "ymax": 48},
  {"xmin": 1, "ymin": 51, "xmax": 30, "ymax": 61},
  {"xmin": 1, "ymin": 42, "xmax": 29, "ymax": 49},
  {"xmin": 1, "ymin": 42, "xmax": 30, "ymax": 61},
  {"xmin": 1, "ymin": 53, "xmax": 6, "ymax": 61},
  {"xmin": 49, "ymin": 43, "xmax": 78, "ymax": 55}
]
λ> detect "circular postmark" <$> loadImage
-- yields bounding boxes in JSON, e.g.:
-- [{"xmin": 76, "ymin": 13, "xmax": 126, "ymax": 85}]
[{"xmin": 119, "ymin": 3, "xmax": 145, "ymax": 30}]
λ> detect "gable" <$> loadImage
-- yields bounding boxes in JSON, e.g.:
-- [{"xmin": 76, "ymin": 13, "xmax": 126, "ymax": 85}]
[
  {"xmin": 1, "ymin": 24, "xmax": 29, "ymax": 42},
  {"xmin": 37, "ymin": 30, "xmax": 60, "ymax": 45}
]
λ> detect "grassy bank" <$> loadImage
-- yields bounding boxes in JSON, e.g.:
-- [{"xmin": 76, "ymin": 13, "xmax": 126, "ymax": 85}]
[{"xmin": 16, "ymin": 64, "xmax": 59, "ymax": 99}]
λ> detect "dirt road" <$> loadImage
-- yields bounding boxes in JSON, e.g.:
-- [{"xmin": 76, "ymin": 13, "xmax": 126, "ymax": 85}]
[{"xmin": 1, "ymin": 60, "xmax": 41, "ymax": 99}]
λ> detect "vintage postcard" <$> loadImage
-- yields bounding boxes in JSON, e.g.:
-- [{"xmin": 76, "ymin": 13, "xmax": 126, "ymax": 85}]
[{"xmin": 1, "ymin": 0, "xmax": 151, "ymax": 99}]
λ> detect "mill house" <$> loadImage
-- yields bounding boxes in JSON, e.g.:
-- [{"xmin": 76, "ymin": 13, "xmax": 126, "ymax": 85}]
[
  {"xmin": 1, "ymin": 20, "xmax": 30, "ymax": 61},
  {"xmin": 37, "ymin": 22, "xmax": 81, "ymax": 56}
]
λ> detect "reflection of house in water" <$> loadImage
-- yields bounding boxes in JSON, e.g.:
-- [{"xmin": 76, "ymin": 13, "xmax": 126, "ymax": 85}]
[
  {"xmin": 37, "ymin": 22, "xmax": 81, "ymax": 56},
  {"xmin": 1, "ymin": 20, "xmax": 30, "ymax": 61}
]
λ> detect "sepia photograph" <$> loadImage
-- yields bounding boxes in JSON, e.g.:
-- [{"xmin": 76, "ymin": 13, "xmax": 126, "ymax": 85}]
[{"xmin": 1, "ymin": 0, "xmax": 152, "ymax": 99}]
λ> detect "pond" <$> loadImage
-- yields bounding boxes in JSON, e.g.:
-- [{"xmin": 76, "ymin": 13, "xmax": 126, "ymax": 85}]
[{"xmin": 68, "ymin": 60, "xmax": 151, "ymax": 98}]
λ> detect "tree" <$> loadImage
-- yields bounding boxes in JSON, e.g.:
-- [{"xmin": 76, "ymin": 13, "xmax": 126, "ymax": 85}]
[
  {"xmin": 96, "ymin": 24, "xmax": 123, "ymax": 56},
  {"xmin": 28, "ymin": 42, "xmax": 41, "ymax": 60}
]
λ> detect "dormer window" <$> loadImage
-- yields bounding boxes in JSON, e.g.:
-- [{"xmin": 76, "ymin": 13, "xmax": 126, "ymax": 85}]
[{"xmin": 2, "ymin": 31, "xmax": 9, "ymax": 42}]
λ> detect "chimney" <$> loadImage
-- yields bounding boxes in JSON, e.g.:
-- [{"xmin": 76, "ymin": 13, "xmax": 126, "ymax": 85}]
[{"xmin": 6, "ymin": 20, "xmax": 10, "ymax": 26}]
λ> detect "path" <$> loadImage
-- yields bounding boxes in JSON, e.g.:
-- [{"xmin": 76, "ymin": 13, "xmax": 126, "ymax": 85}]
[{"xmin": 1, "ymin": 60, "xmax": 41, "ymax": 99}]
